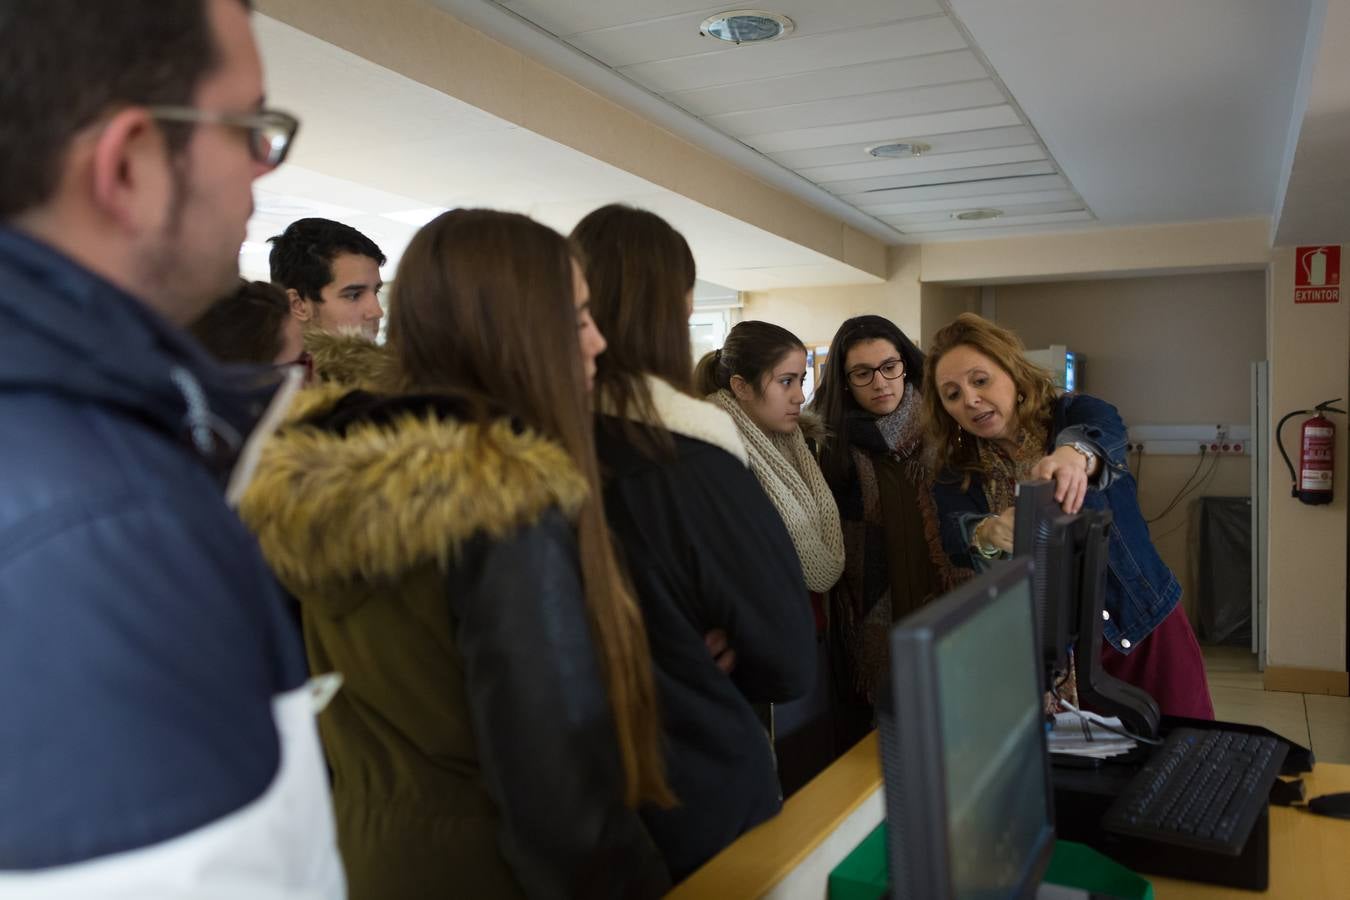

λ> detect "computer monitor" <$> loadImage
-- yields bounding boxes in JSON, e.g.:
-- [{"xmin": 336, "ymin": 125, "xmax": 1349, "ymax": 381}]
[
  {"xmin": 1013, "ymin": 479, "xmax": 1078, "ymax": 678},
  {"xmin": 878, "ymin": 558, "xmax": 1055, "ymax": 900},
  {"xmin": 1013, "ymin": 480, "xmax": 1160, "ymax": 740}
]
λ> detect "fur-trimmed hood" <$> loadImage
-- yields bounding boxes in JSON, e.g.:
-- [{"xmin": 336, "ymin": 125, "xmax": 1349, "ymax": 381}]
[
  {"xmin": 304, "ymin": 329, "xmax": 400, "ymax": 389},
  {"xmin": 237, "ymin": 385, "xmax": 588, "ymax": 606}
]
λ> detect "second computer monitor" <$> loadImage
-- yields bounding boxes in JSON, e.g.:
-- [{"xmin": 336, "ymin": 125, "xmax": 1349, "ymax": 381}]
[
  {"xmin": 878, "ymin": 558, "xmax": 1055, "ymax": 900},
  {"xmin": 1013, "ymin": 479, "xmax": 1079, "ymax": 676}
]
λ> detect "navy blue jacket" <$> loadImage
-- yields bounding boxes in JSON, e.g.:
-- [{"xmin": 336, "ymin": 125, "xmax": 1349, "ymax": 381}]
[
  {"xmin": 0, "ymin": 228, "xmax": 309, "ymax": 870},
  {"xmin": 932, "ymin": 394, "xmax": 1180, "ymax": 653}
]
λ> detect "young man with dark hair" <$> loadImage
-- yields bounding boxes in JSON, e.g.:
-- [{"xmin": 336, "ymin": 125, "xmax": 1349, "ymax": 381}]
[
  {"xmin": 269, "ymin": 216, "xmax": 387, "ymax": 338},
  {"xmin": 0, "ymin": 0, "xmax": 341, "ymax": 894}
]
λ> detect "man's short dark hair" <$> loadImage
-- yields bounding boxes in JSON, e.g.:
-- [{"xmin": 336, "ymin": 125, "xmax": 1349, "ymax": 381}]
[
  {"xmin": 268, "ymin": 218, "xmax": 387, "ymax": 304},
  {"xmin": 0, "ymin": 0, "xmax": 250, "ymax": 221}
]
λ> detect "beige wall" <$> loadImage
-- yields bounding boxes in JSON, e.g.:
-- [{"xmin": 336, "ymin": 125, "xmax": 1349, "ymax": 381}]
[
  {"xmin": 993, "ymin": 272, "xmax": 1265, "ymax": 426},
  {"xmin": 740, "ymin": 246, "xmax": 923, "ymax": 347},
  {"xmin": 1265, "ymin": 246, "xmax": 1349, "ymax": 676},
  {"xmin": 992, "ymin": 273, "xmax": 1265, "ymax": 624},
  {"xmin": 920, "ymin": 283, "xmax": 979, "ymax": 351},
  {"xmin": 920, "ymin": 218, "xmax": 1271, "ymax": 285}
]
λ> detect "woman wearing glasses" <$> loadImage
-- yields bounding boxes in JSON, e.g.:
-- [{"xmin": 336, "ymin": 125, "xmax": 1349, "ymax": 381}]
[
  {"xmin": 238, "ymin": 209, "xmax": 671, "ymax": 899},
  {"xmin": 810, "ymin": 315, "xmax": 960, "ymax": 749}
]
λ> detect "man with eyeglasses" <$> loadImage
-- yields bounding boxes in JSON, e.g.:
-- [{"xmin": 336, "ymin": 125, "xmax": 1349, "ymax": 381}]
[{"xmin": 0, "ymin": 1, "xmax": 341, "ymax": 896}]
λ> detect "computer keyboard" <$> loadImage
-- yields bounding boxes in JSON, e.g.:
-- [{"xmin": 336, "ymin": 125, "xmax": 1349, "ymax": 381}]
[{"xmin": 1100, "ymin": 727, "xmax": 1288, "ymax": 855}]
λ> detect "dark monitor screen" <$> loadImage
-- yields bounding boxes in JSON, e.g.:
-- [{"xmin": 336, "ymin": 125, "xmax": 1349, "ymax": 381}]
[
  {"xmin": 879, "ymin": 559, "xmax": 1054, "ymax": 900},
  {"xmin": 1013, "ymin": 479, "xmax": 1079, "ymax": 677}
]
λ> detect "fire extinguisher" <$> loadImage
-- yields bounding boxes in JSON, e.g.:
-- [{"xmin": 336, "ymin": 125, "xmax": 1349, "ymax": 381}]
[{"xmin": 1277, "ymin": 398, "xmax": 1346, "ymax": 504}]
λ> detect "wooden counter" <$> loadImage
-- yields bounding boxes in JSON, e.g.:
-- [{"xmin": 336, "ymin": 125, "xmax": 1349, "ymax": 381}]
[
  {"xmin": 670, "ymin": 732, "xmax": 1350, "ymax": 899},
  {"xmin": 1150, "ymin": 761, "xmax": 1350, "ymax": 898},
  {"xmin": 668, "ymin": 733, "xmax": 883, "ymax": 899}
]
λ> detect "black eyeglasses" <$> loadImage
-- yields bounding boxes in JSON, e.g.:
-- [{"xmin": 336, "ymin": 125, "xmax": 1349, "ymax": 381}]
[
  {"xmin": 146, "ymin": 105, "xmax": 300, "ymax": 169},
  {"xmin": 847, "ymin": 358, "xmax": 904, "ymax": 387}
]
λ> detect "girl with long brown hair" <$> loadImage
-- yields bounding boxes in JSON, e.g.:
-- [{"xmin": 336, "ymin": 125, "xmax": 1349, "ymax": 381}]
[
  {"xmin": 572, "ymin": 204, "xmax": 815, "ymax": 882},
  {"xmin": 239, "ymin": 209, "xmax": 671, "ymax": 899}
]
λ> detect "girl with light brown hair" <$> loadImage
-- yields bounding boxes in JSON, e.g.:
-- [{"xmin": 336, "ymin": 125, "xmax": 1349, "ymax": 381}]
[{"xmin": 239, "ymin": 208, "xmax": 671, "ymax": 899}]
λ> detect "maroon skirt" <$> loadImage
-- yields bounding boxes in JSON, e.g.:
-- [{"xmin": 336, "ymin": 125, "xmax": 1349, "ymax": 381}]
[{"xmin": 1100, "ymin": 605, "xmax": 1215, "ymax": 719}]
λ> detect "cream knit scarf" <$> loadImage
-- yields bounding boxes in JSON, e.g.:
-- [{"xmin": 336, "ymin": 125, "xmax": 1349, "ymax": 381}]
[{"xmin": 709, "ymin": 390, "xmax": 845, "ymax": 592}]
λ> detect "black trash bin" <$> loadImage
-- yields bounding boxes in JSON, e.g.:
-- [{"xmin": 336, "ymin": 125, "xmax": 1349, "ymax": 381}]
[{"xmin": 1195, "ymin": 496, "xmax": 1252, "ymax": 647}]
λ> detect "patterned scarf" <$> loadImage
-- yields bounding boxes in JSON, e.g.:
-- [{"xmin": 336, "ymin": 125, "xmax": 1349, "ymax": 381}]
[
  {"xmin": 975, "ymin": 417, "xmax": 1050, "ymax": 516},
  {"xmin": 708, "ymin": 390, "xmax": 845, "ymax": 592},
  {"xmin": 835, "ymin": 384, "xmax": 965, "ymax": 700}
]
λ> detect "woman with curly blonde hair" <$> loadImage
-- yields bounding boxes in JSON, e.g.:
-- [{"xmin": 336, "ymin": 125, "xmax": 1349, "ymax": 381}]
[{"xmin": 923, "ymin": 313, "xmax": 1212, "ymax": 719}]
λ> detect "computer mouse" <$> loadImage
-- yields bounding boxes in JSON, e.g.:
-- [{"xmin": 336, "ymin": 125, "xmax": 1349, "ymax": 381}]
[{"xmin": 1306, "ymin": 792, "xmax": 1350, "ymax": 819}]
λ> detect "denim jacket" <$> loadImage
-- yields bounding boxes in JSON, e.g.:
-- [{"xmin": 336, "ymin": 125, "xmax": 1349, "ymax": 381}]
[{"xmin": 931, "ymin": 394, "xmax": 1180, "ymax": 653}]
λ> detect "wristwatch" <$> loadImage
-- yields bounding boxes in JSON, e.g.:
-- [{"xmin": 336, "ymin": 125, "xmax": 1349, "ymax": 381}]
[
  {"xmin": 971, "ymin": 517, "xmax": 1002, "ymax": 559},
  {"xmin": 1065, "ymin": 440, "xmax": 1097, "ymax": 473}
]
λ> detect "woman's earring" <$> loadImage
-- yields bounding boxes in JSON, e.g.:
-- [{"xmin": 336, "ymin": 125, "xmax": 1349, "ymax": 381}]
[{"xmin": 1017, "ymin": 392, "xmax": 1026, "ymax": 404}]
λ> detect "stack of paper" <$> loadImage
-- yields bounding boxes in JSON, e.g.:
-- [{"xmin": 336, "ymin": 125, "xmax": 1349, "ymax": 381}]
[{"xmin": 1047, "ymin": 711, "xmax": 1136, "ymax": 759}]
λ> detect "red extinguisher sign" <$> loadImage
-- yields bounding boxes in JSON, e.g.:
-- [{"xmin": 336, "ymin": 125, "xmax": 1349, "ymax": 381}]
[{"xmin": 1295, "ymin": 246, "xmax": 1341, "ymax": 304}]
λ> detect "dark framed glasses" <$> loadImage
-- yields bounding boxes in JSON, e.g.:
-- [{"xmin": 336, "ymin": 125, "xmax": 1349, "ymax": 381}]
[
  {"xmin": 847, "ymin": 358, "xmax": 904, "ymax": 387},
  {"xmin": 146, "ymin": 105, "xmax": 300, "ymax": 169}
]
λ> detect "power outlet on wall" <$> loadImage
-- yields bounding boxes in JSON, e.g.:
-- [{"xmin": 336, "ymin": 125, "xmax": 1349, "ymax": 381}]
[{"xmin": 1129, "ymin": 424, "xmax": 1252, "ymax": 456}]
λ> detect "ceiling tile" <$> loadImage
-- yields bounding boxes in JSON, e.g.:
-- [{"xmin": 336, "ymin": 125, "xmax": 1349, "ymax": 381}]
[
  {"xmin": 821, "ymin": 160, "xmax": 1057, "ymax": 195},
  {"xmin": 899, "ymin": 209, "xmax": 1093, "ymax": 233},
  {"xmin": 498, "ymin": 0, "xmax": 941, "ymax": 39},
  {"xmin": 704, "ymin": 79, "xmax": 1005, "ymax": 137},
  {"xmin": 745, "ymin": 104, "xmax": 1023, "ymax": 153},
  {"xmin": 618, "ymin": 16, "xmax": 965, "ymax": 94},
  {"xmin": 565, "ymin": 0, "xmax": 942, "ymax": 68},
  {"xmin": 842, "ymin": 173, "xmax": 1070, "ymax": 205},
  {"xmin": 767, "ymin": 125, "xmax": 1036, "ymax": 168},
  {"xmin": 797, "ymin": 144, "xmax": 1046, "ymax": 183},
  {"xmin": 881, "ymin": 198, "xmax": 1087, "ymax": 225},
  {"xmin": 495, "ymin": 0, "xmax": 715, "ymax": 36},
  {"xmin": 858, "ymin": 187, "xmax": 1080, "ymax": 216},
  {"xmin": 666, "ymin": 50, "xmax": 987, "ymax": 117}
]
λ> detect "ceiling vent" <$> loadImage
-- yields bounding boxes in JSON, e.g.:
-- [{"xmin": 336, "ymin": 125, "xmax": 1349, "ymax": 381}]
[{"xmin": 699, "ymin": 10, "xmax": 795, "ymax": 45}]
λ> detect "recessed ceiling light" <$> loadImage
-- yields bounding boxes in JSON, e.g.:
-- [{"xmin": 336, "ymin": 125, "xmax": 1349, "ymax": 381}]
[
  {"xmin": 953, "ymin": 208, "xmax": 1004, "ymax": 221},
  {"xmin": 699, "ymin": 10, "xmax": 795, "ymax": 44},
  {"xmin": 866, "ymin": 141, "xmax": 931, "ymax": 159}
]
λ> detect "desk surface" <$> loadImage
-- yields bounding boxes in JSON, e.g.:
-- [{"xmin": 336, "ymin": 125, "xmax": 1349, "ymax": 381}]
[
  {"xmin": 1150, "ymin": 761, "xmax": 1350, "ymax": 899},
  {"xmin": 670, "ymin": 733, "xmax": 1350, "ymax": 899},
  {"xmin": 667, "ymin": 733, "xmax": 882, "ymax": 899}
]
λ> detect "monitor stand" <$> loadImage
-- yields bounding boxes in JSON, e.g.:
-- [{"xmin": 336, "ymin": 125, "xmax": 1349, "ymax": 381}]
[{"xmin": 1074, "ymin": 519, "xmax": 1161, "ymax": 741}]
